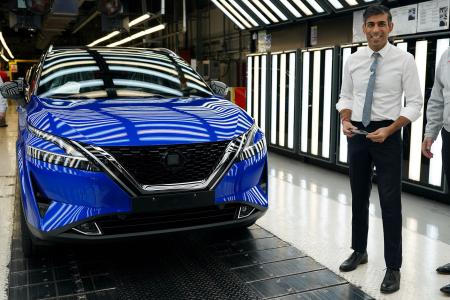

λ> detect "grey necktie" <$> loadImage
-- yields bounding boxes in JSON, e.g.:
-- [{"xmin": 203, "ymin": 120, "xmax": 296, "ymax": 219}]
[{"xmin": 362, "ymin": 52, "xmax": 380, "ymax": 127}]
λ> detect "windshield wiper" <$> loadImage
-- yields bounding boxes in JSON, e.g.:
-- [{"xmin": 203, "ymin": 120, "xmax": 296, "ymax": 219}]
[
  {"xmin": 113, "ymin": 94, "xmax": 171, "ymax": 99},
  {"xmin": 45, "ymin": 94, "xmax": 92, "ymax": 100}
]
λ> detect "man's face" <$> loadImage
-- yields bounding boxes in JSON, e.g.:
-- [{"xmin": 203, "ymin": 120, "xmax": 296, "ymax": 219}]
[{"xmin": 363, "ymin": 13, "xmax": 393, "ymax": 51}]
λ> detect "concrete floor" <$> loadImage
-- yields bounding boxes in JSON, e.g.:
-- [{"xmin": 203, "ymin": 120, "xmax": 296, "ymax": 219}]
[
  {"xmin": 0, "ymin": 104, "xmax": 18, "ymax": 300},
  {"xmin": 259, "ymin": 153, "xmax": 450, "ymax": 300},
  {"xmin": 0, "ymin": 104, "xmax": 449, "ymax": 299}
]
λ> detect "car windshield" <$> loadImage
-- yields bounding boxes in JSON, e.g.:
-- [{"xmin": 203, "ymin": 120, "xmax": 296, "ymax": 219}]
[{"xmin": 36, "ymin": 48, "xmax": 213, "ymax": 99}]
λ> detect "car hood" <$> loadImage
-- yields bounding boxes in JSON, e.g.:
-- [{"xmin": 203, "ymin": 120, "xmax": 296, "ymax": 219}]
[{"xmin": 26, "ymin": 96, "xmax": 254, "ymax": 147}]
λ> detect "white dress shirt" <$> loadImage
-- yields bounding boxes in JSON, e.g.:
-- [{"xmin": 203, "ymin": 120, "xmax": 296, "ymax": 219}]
[
  {"xmin": 425, "ymin": 47, "xmax": 450, "ymax": 139},
  {"xmin": 336, "ymin": 42, "xmax": 423, "ymax": 123}
]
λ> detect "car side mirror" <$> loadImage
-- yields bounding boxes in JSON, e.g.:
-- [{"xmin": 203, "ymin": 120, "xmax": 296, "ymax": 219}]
[
  {"xmin": 1, "ymin": 79, "xmax": 26, "ymax": 100},
  {"xmin": 210, "ymin": 80, "xmax": 229, "ymax": 97}
]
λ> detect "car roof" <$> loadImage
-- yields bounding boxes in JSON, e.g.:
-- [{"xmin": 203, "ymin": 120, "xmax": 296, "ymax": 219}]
[{"xmin": 45, "ymin": 46, "xmax": 178, "ymax": 58}]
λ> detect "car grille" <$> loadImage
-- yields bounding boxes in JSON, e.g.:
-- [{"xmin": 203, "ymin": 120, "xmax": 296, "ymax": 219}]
[
  {"xmin": 94, "ymin": 204, "xmax": 239, "ymax": 235},
  {"xmin": 101, "ymin": 141, "xmax": 230, "ymax": 186}
]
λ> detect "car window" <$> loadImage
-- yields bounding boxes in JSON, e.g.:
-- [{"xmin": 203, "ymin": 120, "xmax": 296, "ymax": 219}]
[{"xmin": 36, "ymin": 48, "xmax": 213, "ymax": 99}]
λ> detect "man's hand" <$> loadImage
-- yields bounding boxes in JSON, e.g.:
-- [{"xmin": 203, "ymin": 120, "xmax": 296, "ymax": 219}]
[
  {"xmin": 421, "ymin": 137, "xmax": 434, "ymax": 159},
  {"xmin": 366, "ymin": 127, "xmax": 393, "ymax": 143},
  {"xmin": 342, "ymin": 120, "xmax": 357, "ymax": 138}
]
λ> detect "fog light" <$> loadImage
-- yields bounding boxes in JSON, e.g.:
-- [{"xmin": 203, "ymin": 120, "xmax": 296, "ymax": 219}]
[
  {"xmin": 238, "ymin": 205, "xmax": 256, "ymax": 219},
  {"xmin": 72, "ymin": 222, "xmax": 102, "ymax": 236}
]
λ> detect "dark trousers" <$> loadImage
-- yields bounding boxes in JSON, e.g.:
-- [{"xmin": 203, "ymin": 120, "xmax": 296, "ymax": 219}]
[
  {"xmin": 348, "ymin": 120, "xmax": 402, "ymax": 270},
  {"xmin": 442, "ymin": 128, "xmax": 450, "ymax": 191}
]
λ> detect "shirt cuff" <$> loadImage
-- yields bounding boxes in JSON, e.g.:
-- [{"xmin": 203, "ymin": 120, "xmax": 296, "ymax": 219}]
[
  {"xmin": 424, "ymin": 127, "xmax": 442, "ymax": 140},
  {"xmin": 336, "ymin": 99, "xmax": 352, "ymax": 112},
  {"xmin": 400, "ymin": 106, "xmax": 422, "ymax": 123}
]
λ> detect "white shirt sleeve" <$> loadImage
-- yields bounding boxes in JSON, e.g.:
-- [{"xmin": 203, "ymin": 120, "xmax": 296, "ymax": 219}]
[
  {"xmin": 335, "ymin": 57, "xmax": 353, "ymax": 113},
  {"xmin": 424, "ymin": 50, "xmax": 446, "ymax": 140},
  {"xmin": 400, "ymin": 53, "xmax": 423, "ymax": 122}
]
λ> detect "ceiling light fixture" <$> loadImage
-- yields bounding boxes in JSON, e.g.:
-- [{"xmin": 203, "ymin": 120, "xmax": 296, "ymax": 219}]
[
  {"xmin": 265, "ymin": 0, "xmax": 288, "ymax": 21},
  {"xmin": 279, "ymin": 0, "xmax": 302, "ymax": 18},
  {"xmin": 219, "ymin": 0, "xmax": 252, "ymax": 28},
  {"xmin": 128, "ymin": 12, "xmax": 151, "ymax": 27},
  {"xmin": 0, "ymin": 32, "xmax": 14, "ymax": 59},
  {"xmin": 253, "ymin": 0, "xmax": 279, "ymax": 23},
  {"xmin": 242, "ymin": 0, "xmax": 270, "ymax": 24},
  {"xmin": 107, "ymin": 24, "xmax": 166, "ymax": 47},
  {"xmin": 88, "ymin": 31, "xmax": 120, "ymax": 47},
  {"xmin": 87, "ymin": 12, "xmax": 154, "ymax": 47},
  {"xmin": 212, "ymin": 0, "xmax": 245, "ymax": 29},
  {"xmin": 229, "ymin": 0, "xmax": 259, "ymax": 27}
]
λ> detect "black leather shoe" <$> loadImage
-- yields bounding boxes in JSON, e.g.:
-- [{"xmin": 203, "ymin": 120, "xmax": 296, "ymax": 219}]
[
  {"xmin": 437, "ymin": 263, "xmax": 450, "ymax": 274},
  {"xmin": 441, "ymin": 283, "xmax": 450, "ymax": 295},
  {"xmin": 339, "ymin": 251, "xmax": 368, "ymax": 272},
  {"xmin": 380, "ymin": 269, "xmax": 400, "ymax": 294}
]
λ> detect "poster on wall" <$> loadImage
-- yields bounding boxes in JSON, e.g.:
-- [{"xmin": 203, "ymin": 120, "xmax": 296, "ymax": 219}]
[
  {"xmin": 352, "ymin": 10, "xmax": 366, "ymax": 43},
  {"xmin": 257, "ymin": 31, "xmax": 271, "ymax": 52},
  {"xmin": 417, "ymin": 0, "xmax": 450, "ymax": 32},
  {"xmin": 391, "ymin": 4, "xmax": 418, "ymax": 36}
]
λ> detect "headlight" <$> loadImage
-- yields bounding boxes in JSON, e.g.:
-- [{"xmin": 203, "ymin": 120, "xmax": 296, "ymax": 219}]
[
  {"xmin": 239, "ymin": 123, "xmax": 267, "ymax": 161},
  {"xmin": 26, "ymin": 125, "xmax": 99, "ymax": 171}
]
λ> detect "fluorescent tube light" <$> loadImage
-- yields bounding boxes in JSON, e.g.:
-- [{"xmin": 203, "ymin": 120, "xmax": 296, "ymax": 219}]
[
  {"xmin": 0, "ymin": 32, "xmax": 14, "ymax": 59},
  {"xmin": 261, "ymin": 55, "xmax": 267, "ymax": 134},
  {"xmin": 253, "ymin": 55, "xmax": 260, "ymax": 127},
  {"xmin": 212, "ymin": 0, "xmax": 245, "ymax": 29},
  {"xmin": 311, "ymin": 51, "xmax": 321, "ymax": 156},
  {"xmin": 279, "ymin": 53, "xmax": 287, "ymax": 147},
  {"xmin": 292, "ymin": 0, "xmax": 313, "ymax": 15},
  {"xmin": 247, "ymin": 56, "xmax": 253, "ymax": 115},
  {"xmin": 266, "ymin": 0, "xmax": 288, "ymax": 21},
  {"xmin": 107, "ymin": 24, "xmax": 166, "ymax": 47},
  {"xmin": 279, "ymin": 0, "xmax": 302, "ymax": 18},
  {"xmin": 339, "ymin": 47, "xmax": 351, "ymax": 163},
  {"xmin": 301, "ymin": 52, "xmax": 310, "ymax": 153},
  {"xmin": 219, "ymin": 0, "xmax": 252, "ymax": 28},
  {"xmin": 306, "ymin": 0, "xmax": 324, "ymax": 13},
  {"xmin": 327, "ymin": 0, "xmax": 343, "ymax": 9},
  {"xmin": 242, "ymin": 0, "xmax": 270, "ymax": 24},
  {"xmin": 271, "ymin": 55, "xmax": 278, "ymax": 145},
  {"xmin": 253, "ymin": 0, "xmax": 279, "ymax": 23},
  {"xmin": 88, "ymin": 31, "xmax": 120, "ymax": 47},
  {"xmin": 345, "ymin": 0, "xmax": 358, "ymax": 5},
  {"xmin": 322, "ymin": 49, "xmax": 332, "ymax": 158},
  {"xmin": 129, "ymin": 13, "xmax": 151, "ymax": 27},
  {"xmin": 230, "ymin": 0, "xmax": 259, "ymax": 27},
  {"xmin": 408, "ymin": 40, "xmax": 427, "ymax": 181},
  {"xmin": 288, "ymin": 52, "xmax": 296, "ymax": 149}
]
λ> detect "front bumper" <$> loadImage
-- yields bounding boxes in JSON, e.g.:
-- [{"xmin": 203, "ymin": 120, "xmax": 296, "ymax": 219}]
[
  {"xmin": 18, "ymin": 136, "xmax": 268, "ymax": 240},
  {"xmin": 27, "ymin": 209, "xmax": 265, "ymax": 243}
]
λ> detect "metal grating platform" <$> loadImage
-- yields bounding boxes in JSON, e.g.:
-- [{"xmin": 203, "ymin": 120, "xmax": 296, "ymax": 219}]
[{"xmin": 8, "ymin": 201, "xmax": 374, "ymax": 299}]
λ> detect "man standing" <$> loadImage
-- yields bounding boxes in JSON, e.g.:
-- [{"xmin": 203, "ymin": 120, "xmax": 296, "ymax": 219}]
[
  {"xmin": 421, "ymin": 47, "xmax": 450, "ymax": 296},
  {"xmin": 336, "ymin": 5, "xmax": 423, "ymax": 294}
]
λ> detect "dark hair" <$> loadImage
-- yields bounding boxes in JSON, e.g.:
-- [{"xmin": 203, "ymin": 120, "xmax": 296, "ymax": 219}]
[{"xmin": 363, "ymin": 5, "xmax": 392, "ymax": 24}]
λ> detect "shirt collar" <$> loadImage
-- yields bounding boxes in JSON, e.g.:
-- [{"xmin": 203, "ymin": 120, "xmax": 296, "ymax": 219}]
[{"xmin": 366, "ymin": 42, "xmax": 390, "ymax": 58}]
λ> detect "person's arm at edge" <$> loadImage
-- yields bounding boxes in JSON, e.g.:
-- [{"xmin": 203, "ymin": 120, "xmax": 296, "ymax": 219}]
[{"xmin": 422, "ymin": 49, "xmax": 446, "ymax": 158}]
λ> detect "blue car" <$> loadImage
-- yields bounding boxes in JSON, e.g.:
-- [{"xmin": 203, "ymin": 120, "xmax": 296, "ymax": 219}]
[{"xmin": 3, "ymin": 47, "xmax": 268, "ymax": 255}]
